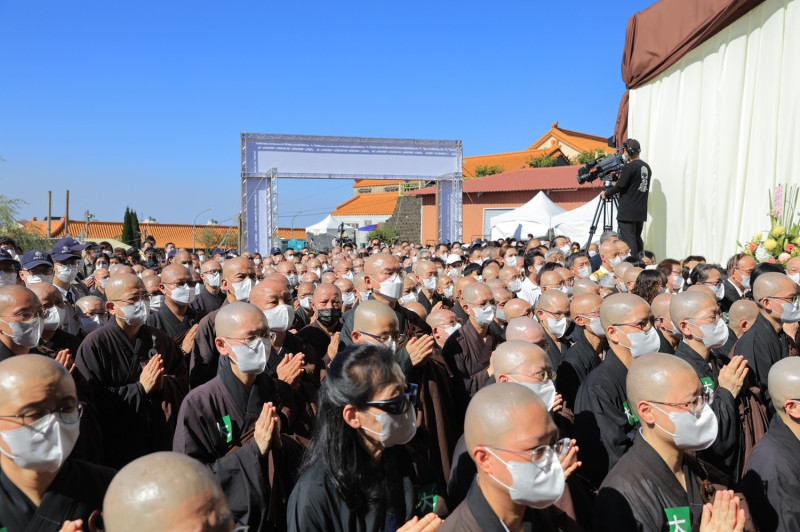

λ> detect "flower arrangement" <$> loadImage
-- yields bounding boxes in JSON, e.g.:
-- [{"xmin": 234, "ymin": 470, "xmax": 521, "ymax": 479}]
[{"xmin": 739, "ymin": 184, "xmax": 800, "ymax": 264}]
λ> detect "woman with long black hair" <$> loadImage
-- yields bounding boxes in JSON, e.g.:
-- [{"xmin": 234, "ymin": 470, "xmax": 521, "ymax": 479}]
[{"xmin": 287, "ymin": 344, "xmax": 443, "ymax": 532}]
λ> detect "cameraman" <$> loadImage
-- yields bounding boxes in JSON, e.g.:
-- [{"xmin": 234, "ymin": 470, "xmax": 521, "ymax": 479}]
[{"xmin": 601, "ymin": 138, "xmax": 652, "ymax": 256}]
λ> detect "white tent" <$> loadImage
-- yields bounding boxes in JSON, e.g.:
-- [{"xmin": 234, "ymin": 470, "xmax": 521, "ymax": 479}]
[
  {"xmin": 490, "ymin": 192, "xmax": 566, "ymax": 240},
  {"xmin": 305, "ymin": 215, "xmax": 341, "ymax": 236},
  {"xmin": 551, "ymin": 194, "xmax": 616, "ymax": 247}
]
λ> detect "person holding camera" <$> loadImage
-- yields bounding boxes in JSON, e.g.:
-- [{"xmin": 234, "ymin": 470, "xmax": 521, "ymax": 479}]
[{"xmin": 601, "ymin": 138, "xmax": 652, "ymax": 257}]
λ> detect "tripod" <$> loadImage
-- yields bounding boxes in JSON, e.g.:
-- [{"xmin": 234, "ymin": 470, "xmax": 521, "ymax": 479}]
[{"xmin": 585, "ymin": 194, "xmax": 618, "ymax": 249}]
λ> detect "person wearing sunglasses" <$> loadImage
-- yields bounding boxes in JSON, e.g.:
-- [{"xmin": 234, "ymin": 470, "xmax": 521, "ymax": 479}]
[
  {"xmin": 441, "ymin": 382, "xmax": 574, "ymax": 531},
  {"xmin": 595, "ymin": 353, "xmax": 746, "ymax": 532},
  {"xmin": 288, "ymin": 344, "xmax": 444, "ymax": 532},
  {"xmin": 0, "ymin": 354, "xmax": 114, "ymax": 532},
  {"xmin": 102, "ymin": 451, "xmax": 247, "ymax": 532},
  {"xmin": 733, "ymin": 272, "xmax": 800, "ymax": 403}
]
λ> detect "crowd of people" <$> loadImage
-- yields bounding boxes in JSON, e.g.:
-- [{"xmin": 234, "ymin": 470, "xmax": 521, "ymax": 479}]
[{"xmin": 0, "ymin": 229, "xmax": 799, "ymax": 531}]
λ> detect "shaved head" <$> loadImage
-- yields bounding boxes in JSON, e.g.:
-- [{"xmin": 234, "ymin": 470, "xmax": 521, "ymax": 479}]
[
  {"xmin": 26, "ymin": 281, "xmax": 61, "ymax": 305},
  {"xmin": 571, "ymin": 293, "xmax": 602, "ymax": 319},
  {"xmin": 627, "ymin": 352, "xmax": 697, "ymax": 408},
  {"xmin": 505, "ymin": 317, "xmax": 545, "ymax": 345},
  {"xmin": 76, "ymin": 295, "xmax": 104, "ymax": 314},
  {"xmin": 623, "ymin": 267, "xmax": 643, "ymax": 285},
  {"xmin": 464, "ymin": 383, "xmax": 551, "ymax": 452},
  {"xmin": 539, "ymin": 270, "xmax": 563, "ymax": 289},
  {"xmin": 353, "ymin": 300, "xmax": 398, "ymax": 332},
  {"xmin": 669, "ymin": 290, "xmax": 715, "ymax": 325},
  {"xmin": 105, "ymin": 273, "xmax": 145, "ymax": 301},
  {"xmin": 462, "ymin": 282, "xmax": 492, "ymax": 305},
  {"xmin": 455, "ymin": 275, "xmax": 477, "ymax": 298},
  {"xmin": 729, "ymin": 299, "xmax": 759, "ymax": 337},
  {"xmin": 214, "ymin": 301, "xmax": 267, "ymax": 338},
  {"xmin": 0, "ymin": 354, "xmax": 71, "ymax": 405},
  {"xmin": 364, "ymin": 253, "xmax": 399, "ymax": 276},
  {"xmin": 109, "ymin": 264, "xmax": 135, "ymax": 277},
  {"xmin": 250, "ymin": 279, "xmax": 290, "ymax": 311},
  {"xmin": 600, "ymin": 293, "xmax": 650, "ymax": 329},
  {"xmin": 768, "ymin": 357, "xmax": 800, "ymax": 413},
  {"xmin": 614, "ymin": 262, "xmax": 633, "ymax": 280},
  {"xmin": 535, "ymin": 289, "xmax": 569, "ymax": 312},
  {"xmin": 650, "ymin": 293, "xmax": 673, "ymax": 319},
  {"xmin": 161, "ymin": 264, "xmax": 192, "ymax": 285},
  {"xmin": 426, "ymin": 309, "xmax": 456, "ymax": 329},
  {"xmin": 573, "ymin": 278, "xmax": 601, "ymax": 297},
  {"xmin": 103, "ymin": 452, "xmax": 232, "ymax": 532},
  {"xmin": 754, "ymin": 272, "xmax": 797, "ymax": 303},
  {"xmin": 403, "ymin": 301, "xmax": 428, "ymax": 321},
  {"xmin": 222, "ymin": 257, "xmax": 254, "ymax": 282},
  {"xmin": 504, "ymin": 298, "xmax": 532, "ymax": 322},
  {"xmin": 493, "ymin": 341, "xmax": 549, "ymax": 376}
]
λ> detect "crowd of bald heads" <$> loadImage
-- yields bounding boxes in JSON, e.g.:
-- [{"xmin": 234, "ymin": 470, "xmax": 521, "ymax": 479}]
[{"xmin": 1, "ymin": 228, "xmax": 800, "ymax": 532}]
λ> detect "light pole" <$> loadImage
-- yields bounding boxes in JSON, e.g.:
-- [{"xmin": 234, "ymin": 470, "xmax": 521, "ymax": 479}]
[
  {"xmin": 192, "ymin": 208, "xmax": 214, "ymax": 253},
  {"xmin": 290, "ymin": 211, "xmax": 302, "ymax": 240}
]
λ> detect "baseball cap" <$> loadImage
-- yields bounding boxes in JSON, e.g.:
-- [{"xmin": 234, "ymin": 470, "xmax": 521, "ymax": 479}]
[
  {"xmin": 0, "ymin": 249, "xmax": 19, "ymax": 266},
  {"xmin": 21, "ymin": 250, "xmax": 54, "ymax": 270},
  {"xmin": 51, "ymin": 237, "xmax": 89, "ymax": 261},
  {"xmin": 167, "ymin": 249, "xmax": 178, "ymax": 259},
  {"xmin": 446, "ymin": 254, "xmax": 463, "ymax": 266},
  {"xmin": 270, "ymin": 247, "xmax": 282, "ymax": 255}
]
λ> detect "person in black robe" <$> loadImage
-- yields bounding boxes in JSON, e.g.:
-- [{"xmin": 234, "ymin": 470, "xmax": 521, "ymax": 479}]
[
  {"xmin": 574, "ymin": 293, "xmax": 654, "ymax": 488},
  {"xmin": 293, "ymin": 281, "xmax": 315, "ymax": 331},
  {"xmin": 670, "ymin": 291, "xmax": 750, "ymax": 483},
  {"xmin": 191, "ymin": 259, "xmax": 225, "ymax": 321},
  {"xmin": 732, "ymin": 272, "xmax": 796, "ymax": 407},
  {"xmin": 594, "ymin": 353, "xmax": 748, "ymax": 531},
  {"xmin": 27, "ymin": 282, "xmax": 84, "ymax": 357},
  {"xmin": 75, "ymin": 274, "xmax": 189, "ymax": 468},
  {"xmin": 412, "ymin": 260, "xmax": 441, "ymax": 314},
  {"xmin": 146, "ymin": 264, "xmax": 199, "ymax": 361},
  {"xmin": 174, "ymin": 302, "xmax": 306, "ymax": 532},
  {"xmin": 558, "ymin": 293, "xmax": 605, "ymax": 408},
  {"xmin": 740, "ymin": 357, "xmax": 800, "ymax": 532},
  {"xmin": 0, "ymin": 355, "xmax": 115, "ymax": 532},
  {"xmin": 189, "ymin": 257, "xmax": 256, "ymax": 387},
  {"xmin": 296, "ymin": 283, "xmax": 345, "ymax": 371},
  {"xmin": 534, "ymin": 290, "xmax": 573, "ymax": 369},
  {"xmin": 441, "ymin": 283, "xmax": 502, "ymax": 398}
]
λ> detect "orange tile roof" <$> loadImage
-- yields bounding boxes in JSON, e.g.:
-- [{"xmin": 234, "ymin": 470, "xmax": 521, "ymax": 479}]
[
  {"xmin": 353, "ymin": 179, "xmax": 406, "ymax": 187},
  {"xmin": 23, "ymin": 218, "xmax": 305, "ymax": 249},
  {"xmin": 407, "ymin": 165, "xmax": 602, "ymax": 195},
  {"xmin": 331, "ymin": 192, "xmax": 398, "ymax": 216},
  {"xmin": 528, "ymin": 123, "xmax": 611, "ymax": 153}
]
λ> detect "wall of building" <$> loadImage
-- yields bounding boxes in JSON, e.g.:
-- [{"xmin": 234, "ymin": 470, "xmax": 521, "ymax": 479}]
[
  {"xmin": 383, "ymin": 195, "xmax": 421, "ymax": 243},
  {"xmin": 419, "ymin": 188, "xmax": 601, "ymax": 245}
]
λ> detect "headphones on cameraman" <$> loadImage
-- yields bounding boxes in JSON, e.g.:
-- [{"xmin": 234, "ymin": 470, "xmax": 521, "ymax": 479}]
[{"xmin": 622, "ymin": 139, "xmax": 640, "ymax": 157}]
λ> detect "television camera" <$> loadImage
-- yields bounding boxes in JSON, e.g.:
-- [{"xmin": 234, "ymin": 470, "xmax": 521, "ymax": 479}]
[{"xmin": 576, "ymin": 152, "xmax": 625, "ymax": 187}]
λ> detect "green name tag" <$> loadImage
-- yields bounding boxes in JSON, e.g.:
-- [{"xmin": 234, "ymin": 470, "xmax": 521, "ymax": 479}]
[
  {"xmin": 415, "ymin": 483, "xmax": 438, "ymax": 514},
  {"xmin": 622, "ymin": 401, "xmax": 639, "ymax": 426},
  {"xmin": 664, "ymin": 506, "xmax": 691, "ymax": 532},
  {"xmin": 700, "ymin": 377, "xmax": 715, "ymax": 394},
  {"xmin": 217, "ymin": 415, "xmax": 233, "ymax": 444}
]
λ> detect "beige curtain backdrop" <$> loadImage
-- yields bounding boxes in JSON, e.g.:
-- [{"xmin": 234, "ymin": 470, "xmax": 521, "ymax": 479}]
[{"xmin": 628, "ymin": 0, "xmax": 799, "ymax": 263}]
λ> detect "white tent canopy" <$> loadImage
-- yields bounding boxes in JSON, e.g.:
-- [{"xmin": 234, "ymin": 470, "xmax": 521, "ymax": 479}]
[
  {"xmin": 490, "ymin": 191, "xmax": 566, "ymax": 240},
  {"xmin": 305, "ymin": 215, "xmax": 341, "ymax": 236},
  {"xmin": 552, "ymin": 194, "xmax": 616, "ymax": 246}
]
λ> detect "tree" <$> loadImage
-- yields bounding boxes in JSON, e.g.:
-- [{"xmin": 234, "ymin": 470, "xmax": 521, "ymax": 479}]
[
  {"xmin": 474, "ymin": 165, "xmax": 505, "ymax": 177},
  {"xmin": 366, "ymin": 227, "xmax": 398, "ymax": 245},
  {"xmin": 0, "ymin": 195, "xmax": 52, "ymax": 252},
  {"xmin": 121, "ymin": 207, "xmax": 135, "ymax": 247},
  {"xmin": 526, "ymin": 154, "xmax": 557, "ymax": 168},
  {"xmin": 197, "ymin": 227, "xmax": 217, "ymax": 251},
  {"xmin": 575, "ymin": 148, "xmax": 608, "ymax": 165},
  {"xmin": 130, "ymin": 210, "xmax": 141, "ymax": 247}
]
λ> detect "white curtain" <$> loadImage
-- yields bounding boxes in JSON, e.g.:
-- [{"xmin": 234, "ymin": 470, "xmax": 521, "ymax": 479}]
[{"xmin": 628, "ymin": 0, "xmax": 800, "ymax": 263}]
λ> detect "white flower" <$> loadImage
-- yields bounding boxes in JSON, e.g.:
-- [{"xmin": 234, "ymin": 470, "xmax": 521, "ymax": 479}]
[{"xmin": 755, "ymin": 246, "xmax": 773, "ymax": 262}]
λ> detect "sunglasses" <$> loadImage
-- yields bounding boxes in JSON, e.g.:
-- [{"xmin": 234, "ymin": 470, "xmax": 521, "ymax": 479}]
[{"xmin": 364, "ymin": 383, "xmax": 419, "ymax": 415}]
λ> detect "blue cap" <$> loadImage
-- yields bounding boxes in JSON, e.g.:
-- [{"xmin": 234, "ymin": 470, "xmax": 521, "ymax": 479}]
[
  {"xmin": 167, "ymin": 249, "xmax": 178, "ymax": 258},
  {"xmin": 0, "ymin": 249, "xmax": 18, "ymax": 265},
  {"xmin": 270, "ymin": 247, "xmax": 282, "ymax": 255},
  {"xmin": 21, "ymin": 250, "xmax": 53, "ymax": 270},
  {"xmin": 51, "ymin": 237, "xmax": 89, "ymax": 261}
]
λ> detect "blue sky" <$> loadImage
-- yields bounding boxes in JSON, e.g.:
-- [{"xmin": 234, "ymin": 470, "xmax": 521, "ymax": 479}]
[{"xmin": 0, "ymin": 0, "xmax": 654, "ymax": 228}]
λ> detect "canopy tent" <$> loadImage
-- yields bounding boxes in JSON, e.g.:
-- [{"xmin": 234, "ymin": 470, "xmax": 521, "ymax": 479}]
[
  {"xmin": 305, "ymin": 214, "xmax": 341, "ymax": 236},
  {"xmin": 551, "ymin": 194, "xmax": 616, "ymax": 246},
  {"xmin": 490, "ymin": 191, "xmax": 566, "ymax": 240}
]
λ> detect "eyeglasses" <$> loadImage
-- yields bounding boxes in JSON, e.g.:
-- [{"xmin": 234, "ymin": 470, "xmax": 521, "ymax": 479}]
[
  {"xmin": 358, "ymin": 330, "xmax": 406, "ymax": 344},
  {"xmin": 698, "ymin": 280, "xmax": 723, "ymax": 287},
  {"xmin": 767, "ymin": 295, "xmax": 800, "ymax": 306},
  {"xmin": 364, "ymin": 383, "xmax": 418, "ymax": 415},
  {"xmin": 165, "ymin": 281, "xmax": 198, "ymax": 288},
  {"xmin": 0, "ymin": 402, "xmax": 84, "ymax": 426},
  {"xmin": 649, "ymin": 391, "xmax": 714, "ymax": 414},
  {"xmin": 541, "ymin": 309, "xmax": 569, "ymax": 319},
  {"xmin": 486, "ymin": 437, "xmax": 572, "ymax": 464},
  {"xmin": 509, "ymin": 368, "xmax": 557, "ymax": 383},
  {"xmin": 613, "ymin": 318, "xmax": 653, "ymax": 331},
  {"xmin": 0, "ymin": 310, "xmax": 45, "ymax": 321}
]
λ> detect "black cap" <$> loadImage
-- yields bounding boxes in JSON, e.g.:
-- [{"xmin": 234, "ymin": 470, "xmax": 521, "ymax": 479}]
[{"xmin": 624, "ymin": 138, "xmax": 641, "ymax": 154}]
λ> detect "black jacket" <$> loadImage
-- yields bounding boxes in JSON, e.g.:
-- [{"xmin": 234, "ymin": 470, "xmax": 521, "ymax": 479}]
[{"xmin": 605, "ymin": 159, "xmax": 652, "ymax": 222}]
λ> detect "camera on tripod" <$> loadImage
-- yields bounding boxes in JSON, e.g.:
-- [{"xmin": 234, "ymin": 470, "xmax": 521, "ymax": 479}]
[{"xmin": 576, "ymin": 153, "xmax": 625, "ymax": 187}]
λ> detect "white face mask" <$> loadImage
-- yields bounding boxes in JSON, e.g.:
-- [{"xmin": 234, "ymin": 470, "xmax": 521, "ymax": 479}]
[
  {"xmin": 94, "ymin": 263, "xmax": 108, "ymax": 271},
  {"xmin": 672, "ymin": 275, "xmax": 684, "ymax": 292},
  {"xmin": 285, "ymin": 274, "xmax": 298, "ymax": 287},
  {"xmin": 437, "ymin": 268, "xmax": 444, "ymax": 277},
  {"xmin": 225, "ymin": 337, "xmax": 267, "ymax": 374},
  {"xmin": 359, "ymin": 290, "xmax": 371, "ymax": 302},
  {"xmin": 117, "ymin": 300, "xmax": 149, "ymax": 327},
  {"xmin": 361, "ymin": 406, "xmax": 417, "ymax": 448},
  {"xmin": 342, "ymin": 291, "xmax": 357, "ymax": 307},
  {"xmin": 649, "ymin": 402, "xmax": 718, "ymax": 451},
  {"xmin": 0, "ymin": 317, "xmax": 43, "ymax": 348},
  {"xmin": 198, "ymin": 255, "xmax": 206, "ymax": 262},
  {"xmin": 311, "ymin": 268, "xmax": 322, "ymax": 277},
  {"xmin": 422, "ymin": 277, "xmax": 438, "ymax": 291},
  {"xmin": 577, "ymin": 266, "xmax": 591, "ymax": 279},
  {"xmin": 0, "ymin": 413, "xmax": 80, "ymax": 472},
  {"xmin": 694, "ymin": 317, "xmax": 728, "ymax": 349},
  {"xmin": 486, "ymin": 447, "xmax": 566, "ymax": 509},
  {"xmin": 443, "ymin": 323, "xmax": 461, "ymax": 336},
  {"xmin": 559, "ymin": 245, "xmax": 571, "ymax": 256},
  {"xmin": 534, "ymin": 264, "xmax": 544, "ymax": 274},
  {"xmin": 775, "ymin": 299, "xmax": 800, "ymax": 324},
  {"xmin": 169, "ymin": 283, "xmax": 196, "ymax": 305},
  {"xmin": 546, "ymin": 316, "xmax": 567, "ymax": 338},
  {"xmin": 495, "ymin": 308, "xmax": 506, "ymax": 323},
  {"xmin": 80, "ymin": 314, "xmax": 107, "ymax": 334},
  {"xmin": 505, "ymin": 256, "xmax": 518, "ymax": 268},
  {"xmin": 739, "ymin": 273, "xmax": 751, "ymax": 290},
  {"xmin": 25, "ymin": 273, "xmax": 54, "ymax": 286},
  {"xmin": 99, "ymin": 278, "xmax": 109, "ymax": 289},
  {"xmin": 148, "ymin": 294, "xmax": 165, "ymax": 312},
  {"xmin": 342, "ymin": 271, "xmax": 354, "ymax": 282},
  {"xmin": 194, "ymin": 283, "xmax": 202, "ymax": 297},
  {"xmin": 789, "ymin": 272, "xmax": 800, "ymax": 285},
  {"xmin": 231, "ymin": 278, "xmax": 255, "ymax": 302},
  {"xmin": 609, "ymin": 256, "xmax": 622, "ymax": 268},
  {"xmin": 299, "ymin": 296, "xmax": 312, "ymax": 310},
  {"xmin": 582, "ymin": 316, "xmax": 606, "ymax": 337},
  {"xmin": 204, "ymin": 272, "xmax": 221, "ymax": 288},
  {"xmin": 42, "ymin": 306, "xmax": 66, "ymax": 331},
  {"xmin": 470, "ymin": 304, "xmax": 496, "ymax": 327},
  {"xmin": 263, "ymin": 304, "xmax": 293, "ymax": 333},
  {"xmin": 373, "ymin": 274, "xmax": 404, "ymax": 301},
  {"xmin": 513, "ymin": 379, "xmax": 557, "ymax": 411},
  {"xmin": 400, "ymin": 292, "xmax": 417, "ymax": 305},
  {"xmin": 508, "ymin": 279, "xmax": 522, "ymax": 293},
  {"xmin": 443, "ymin": 286, "xmax": 454, "ymax": 299},
  {"xmin": 618, "ymin": 327, "xmax": 661, "ymax": 357},
  {"xmin": 712, "ymin": 282, "xmax": 725, "ymax": 301},
  {"xmin": 0, "ymin": 271, "xmax": 17, "ymax": 287},
  {"xmin": 55, "ymin": 264, "xmax": 78, "ymax": 284},
  {"xmin": 588, "ymin": 250, "xmax": 598, "ymax": 258}
]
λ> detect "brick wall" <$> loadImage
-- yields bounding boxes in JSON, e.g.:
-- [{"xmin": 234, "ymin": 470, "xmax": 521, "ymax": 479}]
[{"xmin": 383, "ymin": 195, "xmax": 421, "ymax": 242}]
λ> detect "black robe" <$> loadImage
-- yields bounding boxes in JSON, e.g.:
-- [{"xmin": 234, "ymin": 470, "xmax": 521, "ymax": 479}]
[
  {"xmin": 721, "ymin": 278, "xmax": 743, "ymax": 313},
  {"xmin": 75, "ymin": 319, "xmax": 190, "ymax": 468},
  {"xmin": 287, "ymin": 446, "xmax": 428, "ymax": 532},
  {"xmin": 574, "ymin": 350, "xmax": 636, "ymax": 488},
  {"xmin": 189, "ymin": 305, "xmax": 227, "ymax": 388},
  {"xmin": 190, "ymin": 285, "xmax": 226, "ymax": 321},
  {"xmin": 558, "ymin": 330, "xmax": 603, "ymax": 408},
  {"xmin": 740, "ymin": 415, "xmax": 800, "ymax": 532},
  {"xmin": 656, "ymin": 327, "xmax": 676, "ymax": 354},
  {"xmin": 732, "ymin": 313, "xmax": 789, "ymax": 404},
  {"xmin": 441, "ymin": 320, "xmax": 502, "ymax": 398},
  {"xmin": 594, "ymin": 435, "xmax": 708, "ymax": 531},
  {"xmin": 673, "ymin": 341, "xmax": 741, "ymax": 483},
  {"xmin": 35, "ymin": 329, "xmax": 82, "ymax": 357},
  {"xmin": 173, "ymin": 361, "xmax": 303, "ymax": 531},
  {"xmin": 146, "ymin": 302, "xmax": 198, "ymax": 341},
  {"xmin": 716, "ymin": 327, "xmax": 738, "ymax": 358},
  {"xmin": 0, "ymin": 458, "xmax": 115, "ymax": 532},
  {"xmin": 543, "ymin": 332, "xmax": 572, "ymax": 370}
]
